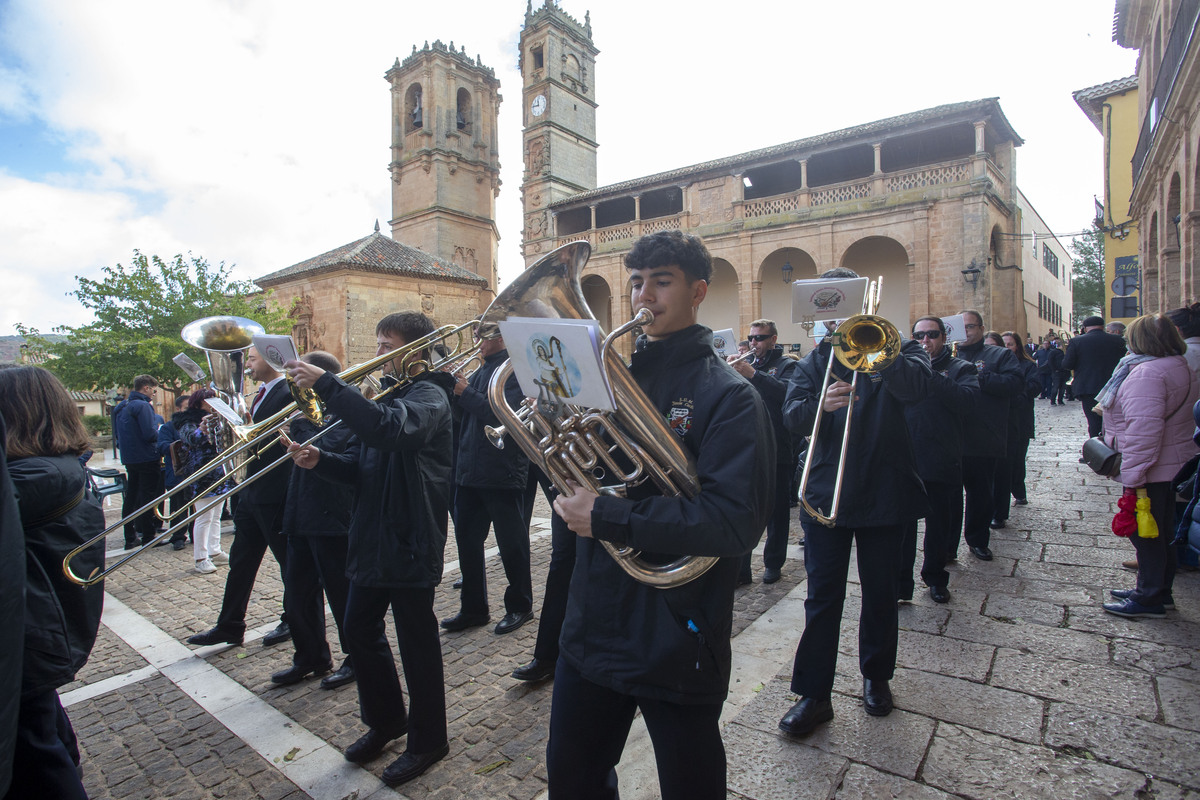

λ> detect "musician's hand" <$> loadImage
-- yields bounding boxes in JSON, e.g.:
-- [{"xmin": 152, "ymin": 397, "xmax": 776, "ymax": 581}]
[
  {"xmin": 553, "ymin": 480, "xmax": 597, "ymax": 539},
  {"xmin": 728, "ymin": 358, "xmax": 755, "ymax": 379},
  {"xmin": 821, "ymin": 380, "xmax": 854, "ymax": 412},
  {"xmin": 285, "ymin": 436, "xmax": 321, "ymax": 469},
  {"xmin": 284, "ymin": 359, "xmax": 325, "ymax": 390},
  {"xmin": 453, "ymin": 372, "xmax": 469, "ymax": 396}
]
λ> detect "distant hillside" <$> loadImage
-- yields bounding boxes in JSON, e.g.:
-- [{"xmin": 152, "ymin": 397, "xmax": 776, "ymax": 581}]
[{"xmin": 0, "ymin": 334, "xmax": 68, "ymax": 364}]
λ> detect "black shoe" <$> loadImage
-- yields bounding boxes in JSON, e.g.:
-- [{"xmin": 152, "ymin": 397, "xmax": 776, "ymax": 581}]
[
  {"xmin": 778, "ymin": 696, "xmax": 833, "ymax": 736},
  {"xmin": 124, "ymin": 540, "xmax": 140, "ymax": 550},
  {"xmin": 863, "ymin": 679, "xmax": 893, "ymax": 717},
  {"xmin": 262, "ymin": 623, "xmax": 291, "ymax": 646},
  {"xmin": 989, "ymin": 519, "xmax": 1006, "ymax": 529},
  {"xmin": 762, "ymin": 567, "xmax": 782, "ymax": 584},
  {"xmin": 512, "ymin": 658, "xmax": 555, "ymax": 682},
  {"xmin": 1013, "ymin": 498, "xmax": 1028, "ymax": 506},
  {"xmin": 495, "ymin": 610, "xmax": 534, "ymax": 635},
  {"xmin": 969, "ymin": 545, "xmax": 993, "ymax": 561},
  {"xmin": 736, "ymin": 574, "xmax": 753, "ymax": 586},
  {"xmin": 271, "ymin": 662, "xmax": 332, "ymax": 686},
  {"xmin": 321, "ymin": 662, "xmax": 356, "ymax": 690},
  {"xmin": 344, "ymin": 727, "xmax": 405, "ymax": 764},
  {"xmin": 945, "ymin": 553, "xmax": 958, "ymax": 563},
  {"xmin": 145, "ymin": 536, "xmax": 167, "ymax": 547},
  {"xmin": 187, "ymin": 626, "xmax": 244, "ymax": 646},
  {"xmin": 171, "ymin": 540, "xmax": 188, "ymax": 551},
  {"xmin": 1078, "ymin": 456, "xmax": 1087, "ymax": 463},
  {"xmin": 440, "ymin": 612, "xmax": 489, "ymax": 632},
  {"xmin": 1110, "ymin": 587, "xmax": 1175, "ymax": 610},
  {"xmin": 381, "ymin": 742, "xmax": 449, "ymax": 787},
  {"xmin": 452, "ymin": 577, "xmax": 463, "ymax": 589},
  {"xmin": 929, "ymin": 585, "xmax": 951, "ymax": 604}
]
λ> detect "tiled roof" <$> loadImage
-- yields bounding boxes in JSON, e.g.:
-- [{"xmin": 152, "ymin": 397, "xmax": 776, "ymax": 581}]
[
  {"xmin": 69, "ymin": 390, "xmax": 107, "ymax": 402},
  {"xmin": 551, "ymin": 98, "xmax": 1023, "ymax": 208},
  {"xmin": 1073, "ymin": 75, "xmax": 1139, "ymax": 130},
  {"xmin": 256, "ymin": 231, "xmax": 488, "ymax": 287}
]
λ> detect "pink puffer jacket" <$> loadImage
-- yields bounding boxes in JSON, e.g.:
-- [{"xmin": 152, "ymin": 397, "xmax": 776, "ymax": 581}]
[{"xmin": 1104, "ymin": 355, "xmax": 1200, "ymax": 487}]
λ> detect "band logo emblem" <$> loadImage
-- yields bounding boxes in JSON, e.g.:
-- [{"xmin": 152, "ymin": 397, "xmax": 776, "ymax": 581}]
[
  {"xmin": 810, "ymin": 287, "xmax": 847, "ymax": 311},
  {"xmin": 713, "ymin": 334, "xmax": 727, "ymax": 349},
  {"xmin": 667, "ymin": 398, "xmax": 694, "ymax": 438}
]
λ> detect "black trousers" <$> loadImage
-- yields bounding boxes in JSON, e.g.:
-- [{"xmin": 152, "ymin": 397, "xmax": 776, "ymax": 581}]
[
  {"xmin": 166, "ymin": 487, "xmax": 192, "ymax": 544},
  {"xmin": 343, "ymin": 583, "xmax": 446, "ymax": 754},
  {"xmin": 122, "ymin": 460, "xmax": 160, "ymax": 544},
  {"xmin": 215, "ymin": 500, "xmax": 288, "ymax": 634},
  {"xmin": 1053, "ymin": 372, "xmax": 1069, "ymax": 403},
  {"xmin": 284, "ymin": 535, "xmax": 351, "ymax": 669},
  {"xmin": 960, "ymin": 456, "xmax": 997, "ymax": 550},
  {"xmin": 1079, "ymin": 394, "xmax": 1103, "ymax": 438},
  {"xmin": 522, "ymin": 469, "xmax": 576, "ymax": 664},
  {"xmin": 1129, "ymin": 482, "xmax": 1178, "ymax": 606},
  {"xmin": 5, "ymin": 690, "xmax": 86, "ymax": 800},
  {"xmin": 1038, "ymin": 372, "xmax": 1053, "ymax": 398},
  {"xmin": 740, "ymin": 460, "xmax": 791, "ymax": 579},
  {"xmin": 993, "ymin": 437, "xmax": 1031, "ymax": 519},
  {"xmin": 900, "ymin": 480, "xmax": 956, "ymax": 596},
  {"xmin": 453, "ymin": 485, "xmax": 532, "ymax": 617},
  {"xmin": 790, "ymin": 522, "xmax": 902, "ymax": 699},
  {"xmin": 546, "ymin": 660, "xmax": 725, "ymax": 800}
]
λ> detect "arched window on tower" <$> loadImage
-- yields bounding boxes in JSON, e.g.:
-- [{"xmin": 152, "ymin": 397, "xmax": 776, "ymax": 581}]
[
  {"xmin": 405, "ymin": 83, "xmax": 423, "ymax": 133},
  {"xmin": 562, "ymin": 53, "xmax": 581, "ymax": 89},
  {"xmin": 456, "ymin": 88, "xmax": 471, "ymax": 133}
]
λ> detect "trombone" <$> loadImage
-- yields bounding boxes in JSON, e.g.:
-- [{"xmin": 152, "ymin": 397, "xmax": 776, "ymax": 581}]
[
  {"xmin": 63, "ymin": 318, "xmax": 483, "ymax": 586},
  {"xmin": 796, "ymin": 277, "xmax": 902, "ymax": 528}
]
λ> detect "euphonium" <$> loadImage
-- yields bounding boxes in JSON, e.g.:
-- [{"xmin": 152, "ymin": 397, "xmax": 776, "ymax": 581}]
[{"xmin": 481, "ymin": 241, "xmax": 716, "ymax": 588}]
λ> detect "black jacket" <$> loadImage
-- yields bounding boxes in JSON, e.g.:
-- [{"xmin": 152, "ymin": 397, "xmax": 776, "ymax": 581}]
[
  {"xmin": 241, "ymin": 380, "xmax": 294, "ymax": 506},
  {"xmin": 282, "ymin": 414, "xmax": 356, "ymax": 537},
  {"xmin": 454, "ymin": 349, "xmax": 528, "ymax": 490},
  {"xmin": 784, "ymin": 337, "xmax": 931, "ymax": 527},
  {"xmin": 11, "ymin": 454, "xmax": 104, "ymax": 697},
  {"xmin": 903, "ymin": 348, "xmax": 979, "ymax": 485},
  {"xmin": 0, "ymin": 417, "xmax": 23, "ymax": 795},
  {"xmin": 560, "ymin": 325, "xmax": 774, "ymax": 705},
  {"xmin": 1062, "ymin": 328, "xmax": 1128, "ymax": 395},
  {"xmin": 312, "ymin": 370, "xmax": 455, "ymax": 588},
  {"xmin": 747, "ymin": 346, "xmax": 801, "ymax": 464},
  {"xmin": 113, "ymin": 391, "xmax": 159, "ymax": 465},
  {"xmin": 1008, "ymin": 359, "xmax": 1040, "ymax": 442},
  {"xmin": 955, "ymin": 340, "xmax": 1023, "ymax": 458}
]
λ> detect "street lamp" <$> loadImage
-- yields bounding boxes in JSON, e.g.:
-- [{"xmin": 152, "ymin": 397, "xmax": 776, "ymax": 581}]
[{"xmin": 781, "ymin": 260, "xmax": 793, "ymax": 283}]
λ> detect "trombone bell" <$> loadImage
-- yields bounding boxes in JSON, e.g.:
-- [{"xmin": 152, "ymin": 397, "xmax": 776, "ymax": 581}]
[{"xmin": 831, "ymin": 314, "xmax": 903, "ymax": 373}]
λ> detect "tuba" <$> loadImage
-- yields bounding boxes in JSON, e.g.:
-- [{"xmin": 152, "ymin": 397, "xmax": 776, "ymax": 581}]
[{"xmin": 481, "ymin": 242, "xmax": 716, "ymax": 588}]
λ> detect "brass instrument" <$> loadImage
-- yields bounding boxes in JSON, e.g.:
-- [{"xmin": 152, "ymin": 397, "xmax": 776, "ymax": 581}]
[
  {"xmin": 796, "ymin": 277, "xmax": 902, "ymax": 528},
  {"xmin": 483, "ymin": 241, "xmax": 716, "ymax": 588}
]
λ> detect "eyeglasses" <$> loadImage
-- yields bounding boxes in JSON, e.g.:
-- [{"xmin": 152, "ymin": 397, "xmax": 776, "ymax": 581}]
[
  {"xmin": 911, "ymin": 330, "xmax": 942, "ymax": 340},
  {"xmin": 963, "ymin": 323, "xmax": 982, "ymax": 330},
  {"xmin": 746, "ymin": 334, "xmax": 773, "ymax": 342}
]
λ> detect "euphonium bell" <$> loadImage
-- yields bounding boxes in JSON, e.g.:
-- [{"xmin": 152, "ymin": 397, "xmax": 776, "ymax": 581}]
[{"xmin": 830, "ymin": 313, "xmax": 903, "ymax": 373}]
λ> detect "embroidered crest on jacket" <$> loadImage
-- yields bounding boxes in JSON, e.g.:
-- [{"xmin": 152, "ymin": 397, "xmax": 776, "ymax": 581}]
[{"xmin": 666, "ymin": 398, "xmax": 695, "ymax": 438}]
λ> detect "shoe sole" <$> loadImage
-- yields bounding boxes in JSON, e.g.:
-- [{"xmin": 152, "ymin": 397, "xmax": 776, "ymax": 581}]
[
  {"xmin": 1103, "ymin": 608, "xmax": 1166, "ymax": 619},
  {"xmin": 1109, "ymin": 590, "xmax": 1175, "ymax": 610}
]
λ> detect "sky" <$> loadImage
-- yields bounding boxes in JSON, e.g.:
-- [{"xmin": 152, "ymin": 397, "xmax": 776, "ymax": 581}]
[{"xmin": 0, "ymin": 0, "xmax": 1138, "ymax": 335}]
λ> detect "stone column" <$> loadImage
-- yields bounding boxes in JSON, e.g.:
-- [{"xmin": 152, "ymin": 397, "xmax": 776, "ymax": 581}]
[
  {"xmin": 972, "ymin": 121, "xmax": 987, "ymax": 179},
  {"xmin": 872, "ymin": 142, "xmax": 885, "ymax": 196},
  {"xmin": 589, "ymin": 204, "xmax": 597, "ymax": 231},
  {"xmin": 799, "ymin": 159, "xmax": 810, "ymax": 208}
]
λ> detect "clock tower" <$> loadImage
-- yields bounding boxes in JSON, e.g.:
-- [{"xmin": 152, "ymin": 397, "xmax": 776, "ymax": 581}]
[
  {"xmin": 385, "ymin": 40, "xmax": 502, "ymax": 292},
  {"xmin": 518, "ymin": 0, "xmax": 599, "ymax": 262}
]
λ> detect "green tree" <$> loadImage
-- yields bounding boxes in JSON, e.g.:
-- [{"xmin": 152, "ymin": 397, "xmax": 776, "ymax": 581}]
[
  {"xmin": 17, "ymin": 251, "xmax": 292, "ymax": 393},
  {"xmin": 1070, "ymin": 223, "xmax": 1105, "ymax": 323}
]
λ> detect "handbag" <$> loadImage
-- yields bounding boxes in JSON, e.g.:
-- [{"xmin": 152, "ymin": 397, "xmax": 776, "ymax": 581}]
[
  {"xmin": 169, "ymin": 439, "xmax": 193, "ymax": 478},
  {"xmin": 1082, "ymin": 437, "xmax": 1121, "ymax": 477}
]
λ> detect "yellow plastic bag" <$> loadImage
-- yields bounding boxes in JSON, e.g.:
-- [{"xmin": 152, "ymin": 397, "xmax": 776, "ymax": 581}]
[{"xmin": 1135, "ymin": 488, "xmax": 1159, "ymax": 539}]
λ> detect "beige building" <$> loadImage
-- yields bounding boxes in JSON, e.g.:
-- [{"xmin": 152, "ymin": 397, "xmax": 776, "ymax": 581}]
[
  {"xmin": 518, "ymin": 1, "xmax": 1073, "ymax": 348},
  {"xmin": 1114, "ymin": 0, "xmax": 1200, "ymax": 311}
]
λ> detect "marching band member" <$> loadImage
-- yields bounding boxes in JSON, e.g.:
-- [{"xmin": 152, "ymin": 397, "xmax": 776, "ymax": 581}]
[
  {"xmin": 549, "ymin": 230, "xmax": 774, "ymax": 799},
  {"xmin": 284, "ymin": 312, "xmax": 454, "ymax": 788}
]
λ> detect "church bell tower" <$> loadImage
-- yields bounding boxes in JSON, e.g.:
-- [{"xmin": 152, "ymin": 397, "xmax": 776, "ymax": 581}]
[
  {"xmin": 518, "ymin": 1, "xmax": 599, "ymax": 263},
  {"xmin": 385, "ymin": 41, "xmax": 502, "ymax": 291}
]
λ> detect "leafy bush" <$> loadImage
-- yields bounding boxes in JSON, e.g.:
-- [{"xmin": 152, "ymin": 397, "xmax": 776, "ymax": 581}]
[{"xmin": 82, "ymin": 414, "xmax": 111, "ymax": 436}]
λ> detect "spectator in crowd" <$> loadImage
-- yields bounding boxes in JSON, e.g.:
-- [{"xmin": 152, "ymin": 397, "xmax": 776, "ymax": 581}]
[
  {"xmin": 156, "ymin": 395, "xmax": 193, "ymax": 550},
  {"xmin": 1107, "ymin": 321, "xmax": 1128, "ymax": 338},
  {"xmin": 1033, "ymin": 341, "xmax": 1056, "ymax": 400},
  {"xmin": 1051, "ymin": 339, "xmax": 1069, "ymax": 405},
  {"xmin": 992, "ymin": 332, "xmax": 1040, "ymax": 528},
  {"xmin": 112, "ymin": 375, "xmax": 162, "ymax": 549},
  {"xmin": 1063, "ymin": 316, "xmax": 1128, "ymax": 440},
  {"xmin": 174, "ymin": 389, "xmax": 233, "ymax": 574},
  {"xmin": 1098, "ymin": 314, "xmax": 1199, "ymax": 618},
  {"xmin": 0, "ymin": 366, "xmax": 105, "ymax": 800}
]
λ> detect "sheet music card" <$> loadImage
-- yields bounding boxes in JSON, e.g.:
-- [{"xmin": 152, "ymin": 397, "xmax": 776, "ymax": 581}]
[
  {"xmin": 791, "ymin": 277, "xmax": 868, "ymax": 324},
  {"xmin": 710, "ymin": 328, "xmax": 737, "ymax": 358},
  {"xmin": 203, "ymin": 396, "xmax": 244, "ymax": 427},
  {"xmin": 498, "ymin": 317, "xmax": 616, "ymax": 411},
  {"xmin": 940, "ymin": 314, "xmax": 969, "ymax": 344},
  {"xmin": 252, "ymin": 334, "xmax": 299, "ymax": 371}
]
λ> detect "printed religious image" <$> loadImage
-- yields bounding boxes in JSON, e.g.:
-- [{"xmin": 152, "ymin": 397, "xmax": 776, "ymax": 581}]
[{"xmin": 498, "ymin": 316, "xmax": 616, "ymax": 411}]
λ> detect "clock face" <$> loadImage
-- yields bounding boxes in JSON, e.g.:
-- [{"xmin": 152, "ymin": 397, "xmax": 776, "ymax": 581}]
[{"xmin": 531, "ymin": 94, "xmax": 547, "ymax": 117}]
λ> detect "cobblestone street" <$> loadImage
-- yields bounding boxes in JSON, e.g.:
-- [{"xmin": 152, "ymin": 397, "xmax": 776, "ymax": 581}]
[{"xmin": 66, "ymin": 400, "xmax": 1200, "ymax": 799}]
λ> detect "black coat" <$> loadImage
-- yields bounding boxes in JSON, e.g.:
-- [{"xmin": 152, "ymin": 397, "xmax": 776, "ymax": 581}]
[
  {"xmin": 784, "ymin": 337, "xmax": 932, "ymax": 527},
  {"xmin": 312, "ymin": 370, "xmax": 455, "ymax": 589},
  {"xmin": 454, "ymin": 348, "xmax": 528, "ymax": 490},
  {"xmin": 747, "ymin": 346, "xmax": 801, "ymax": 464},
  {"xmin": 1063, "ymin": 328, "xmax": 1128, "ymax": 395},
  {"xmin": 283, "ymin": 414, "xmax": 356, "ymax": 537},
  {"xmin": 0, "ymin": 416, "xmax": 23, "ymax": 795},
  {"xmin": 11, "ymin": 454, "xmax": 104, "ymax": 697},
  {"xmin": 903, "ymin": 348, "xmax": 979, "ymax": 485},
  {"xmin": 1008, "ymin": 359, "xmax": 1040, "ymax": 442},
  {"xmin": 240, "ymin": 380, "xmax": 294, "ymax": 506},
  {"xmin": 561, "ymin": 325, "xmax": 774, "ymax": 705},
  {"xmin": 955, "ymin": 340, "xmax": 1023, "ymax": 458}
]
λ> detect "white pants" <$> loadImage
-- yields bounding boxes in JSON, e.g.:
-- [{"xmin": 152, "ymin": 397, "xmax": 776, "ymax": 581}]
[{"xmin": 192, "ymin": 496, "xmax": 224, "ymax": 561}]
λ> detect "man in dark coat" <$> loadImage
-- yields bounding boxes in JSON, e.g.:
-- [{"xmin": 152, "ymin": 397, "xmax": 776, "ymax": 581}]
[
  {"xmin": 950, "ymin": 309, "xmax": 1022, "ymax": 562},
  {"xmin": 155, "ymin": 395, "xmax": 192, "ymax": 550},
  {"xmin": 440, "ymin": 330, "xmax": 533, "ymax": 635},
  {"xmin": 1062, "ymin": 315, "xmax": 1128, "ymax": 438},
  {"xmin": 187, "ymin": 348, "xmax": 294, "ymax": 647},
  {"xmin": 727, "ymin": 318, "xmax": 799, "ymax": 584},
  {"xmin": 112, "ymin": 374, "xmax": 161, "ymax": 548},
  {"xmin": 285, "ymin": 311, "xmax": 454, "ymax": 789},
  {"xmin": 900, "ymin": 316, "xmax": 979, "ymax": 604},
  {"xmin": 549, "ymin": 231, "xmax": 774, "ymax": 799},
  {"xmin": 1033, "ymin": 340, "xmax": 1055, "ymax": 400},
  {"xmin": 778, "ymin": 269, "xmax": 930, "ymax": 738}
]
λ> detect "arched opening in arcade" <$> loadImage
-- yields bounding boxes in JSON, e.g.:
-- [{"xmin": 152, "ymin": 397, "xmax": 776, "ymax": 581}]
[
  {"xmin": 582, "ymin": 275, "xmax": 613, "ymax": 333},
  {"xmin": 839, "ymin": 236, "xmax": 911, "ymax": 328},
  {"xmin": 697, "ymin": 258, "xmax": 739, "ymax": 336},
  {"xmin": 1166, "ymin": 172, "xmax": 1182, "ymax": 308},
  {"xmin": 760, "ymin": 247, "xmax": 818, "ymax": 352}
]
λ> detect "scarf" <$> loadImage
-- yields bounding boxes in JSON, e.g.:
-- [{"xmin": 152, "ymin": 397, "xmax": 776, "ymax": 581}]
[{"xmin": 1095, "ymin": 353, "xmax": 1157, "ymax": 409}]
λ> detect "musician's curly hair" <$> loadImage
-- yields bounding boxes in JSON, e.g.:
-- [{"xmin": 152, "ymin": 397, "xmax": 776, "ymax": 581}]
[
  {"xmin": 377, "ymin": 311, "xmax": 436, "ymax": 361},
  {"xmin": 624, "ymin": 230, "xmax": 712, "ymax": 283}
]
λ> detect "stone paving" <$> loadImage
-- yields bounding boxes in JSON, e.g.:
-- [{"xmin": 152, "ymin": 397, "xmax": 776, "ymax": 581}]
[{"xmin": 61, "ymin": 400, "xmax": 1200, "ymax": 799}]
